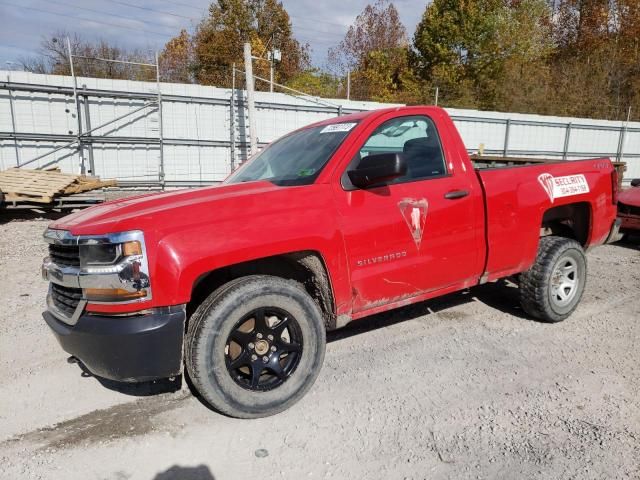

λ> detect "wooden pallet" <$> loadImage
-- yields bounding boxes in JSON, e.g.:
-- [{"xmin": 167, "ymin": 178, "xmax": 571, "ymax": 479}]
[
  {"xmin": 0, "ymin": 168, "xmax": 116, "ymax": 204},
  {"xmin": 3, "ymin": 191, "xmax": 108, "ymax": 210}
]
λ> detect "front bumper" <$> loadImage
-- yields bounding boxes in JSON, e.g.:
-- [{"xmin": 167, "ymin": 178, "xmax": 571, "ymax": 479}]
[
  {"xmin": 43, "ymin": 305, "xmax": 186, "ymax": 382},
  {"xmin": 619, "ymin": 213, "xmax": 640, "ymax": 232}
]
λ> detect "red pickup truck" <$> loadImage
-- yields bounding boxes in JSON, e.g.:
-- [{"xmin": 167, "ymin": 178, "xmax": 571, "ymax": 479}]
[{"xmin": 42, "ymin": 106, "xmax": 620, "ymax": 418}]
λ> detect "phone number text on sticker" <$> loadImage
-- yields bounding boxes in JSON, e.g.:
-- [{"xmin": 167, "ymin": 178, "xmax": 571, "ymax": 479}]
[
  {"xmin": 320, "ymin": 123, "xmax": 357, "ymax": 134},
  {"xmin": 538, "ymin": 173, "xmax": 590, "ymax": 203}
]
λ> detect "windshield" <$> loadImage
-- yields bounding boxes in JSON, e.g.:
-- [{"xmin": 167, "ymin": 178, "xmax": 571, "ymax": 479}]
[{"xmin": 225, "ymin": 122, "xmax": 358, "ymax": 186}]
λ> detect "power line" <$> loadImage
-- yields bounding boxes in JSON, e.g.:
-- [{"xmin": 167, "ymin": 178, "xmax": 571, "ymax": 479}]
[
  {"xmin": 100, "ymin": 0, "xmax": 196, "ymax": 21},
  {"xmin": 0, "ymin": 1, "xmax": 346, "ymax": 62},
  {"xmin": 0, "ymin": 1, "xmax": 173, "ymax": 39},
  {"xmin": 147, "ymin": 0, "xmax": 349, "ymax": 29},
  {"xmin": 153, "ymin": 0, "xmax": 207, "ymax": 12},
  {"xmin": 102, "ymin": 0, "xmax": 347, "ymax": 36},
  {"xmin": 49, "ymin": 0, "xmax": 181, "ymax": 33}
]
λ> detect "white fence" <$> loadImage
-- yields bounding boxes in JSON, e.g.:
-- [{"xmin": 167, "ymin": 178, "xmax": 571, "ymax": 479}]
[{"xmin": 1, "ymin": 70, "xmax": 639, "ymax": 186}]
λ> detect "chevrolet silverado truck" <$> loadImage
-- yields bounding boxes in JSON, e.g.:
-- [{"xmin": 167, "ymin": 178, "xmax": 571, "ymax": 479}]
[{"xmin": 42, "ymin": 106, "xmax": 621, "ymax": 418}]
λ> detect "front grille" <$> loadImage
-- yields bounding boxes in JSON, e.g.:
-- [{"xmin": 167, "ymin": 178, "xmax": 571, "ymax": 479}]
[
  {"xmin": 48, "ymin": 244, "xmax": 80, "ymax": 267},
  {"xmin": 51, "ymin": 283, "xmax": 82, "ymax": 316}
]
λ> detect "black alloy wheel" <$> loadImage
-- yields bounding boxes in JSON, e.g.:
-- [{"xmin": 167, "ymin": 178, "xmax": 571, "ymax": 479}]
[{"xmin": 225, "ymin": 307, "xmax": 303, "ymax": 391}]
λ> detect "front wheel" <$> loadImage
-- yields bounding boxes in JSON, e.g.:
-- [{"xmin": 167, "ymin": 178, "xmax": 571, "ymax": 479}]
[
  {"xmin": 519, "ymin": 236, "xmax": 587, "ymax": 323},
  {"xmin": 185, "ymin": 275, "xmax": 326, "ymax": 418}
]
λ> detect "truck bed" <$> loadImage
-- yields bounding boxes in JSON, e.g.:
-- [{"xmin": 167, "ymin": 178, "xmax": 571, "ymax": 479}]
[
  {"xmin": 473, "ymin": 156, "xmax": 618, "ymax": 282},
  {"xmin": 470, "ymin": 154, "xmax": 626, "ymax": 187}
]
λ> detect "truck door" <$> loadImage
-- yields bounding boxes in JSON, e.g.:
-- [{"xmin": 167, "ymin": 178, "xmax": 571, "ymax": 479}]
[{"xmin": 333, "ymin": 114, "xmax": 484, "ymax": 313}]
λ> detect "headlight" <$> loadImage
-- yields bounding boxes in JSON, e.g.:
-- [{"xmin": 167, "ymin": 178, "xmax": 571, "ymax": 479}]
[
  {"xmin": 80, "ymin": 243, "xmax": 121, "ymax": 265},
  {"xmin": 79, "ymin": 240, "xmax": 142, "ymax": 266},
  {"xmin": 78, "ymin": 231, "xmax": 151, "ymax": 303}
]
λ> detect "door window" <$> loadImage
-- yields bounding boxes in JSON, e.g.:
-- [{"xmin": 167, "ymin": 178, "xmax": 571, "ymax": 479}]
[{"xmin": 344, "ymin": 115, "xmax": 446, "ymax": 188}]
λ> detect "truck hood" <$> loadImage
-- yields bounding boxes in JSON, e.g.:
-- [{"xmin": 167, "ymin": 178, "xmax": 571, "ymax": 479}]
[
  {"xmin": 50, "ymin": 181, "xmax": 285, "ymax": 235},
  {"xmin": 619, "ymin": 186, "xmax": 640, "ymax": 207}
]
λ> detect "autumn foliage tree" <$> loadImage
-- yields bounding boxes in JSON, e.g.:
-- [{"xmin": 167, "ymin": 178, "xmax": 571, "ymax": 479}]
[
  {"xmin": 548, "ymin": 0, "xmax": 640, "ymax": 119},
  {"xmin": 159, "ymin": 29, "xmax": 194, "ymax": 83},
  {"xmin": 328, "ymin": 0, "xmax": 420, "ymax": 102},
  {"xmin": 191, "ymin": 0, "xmax": 309, "ymax": 88},
  {"xmin": 413, "ymin": 0, "xmax": 553, "ymax": 110}
]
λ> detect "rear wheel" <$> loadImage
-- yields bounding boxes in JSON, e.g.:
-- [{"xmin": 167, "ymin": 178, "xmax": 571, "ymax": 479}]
[
  {"xmin": 185, "ymin": 275, "xmax": 326, "ymax": 418},
  {"xmin": 519, "ymin": 236, "xmax": 587, "ymax": 323}
]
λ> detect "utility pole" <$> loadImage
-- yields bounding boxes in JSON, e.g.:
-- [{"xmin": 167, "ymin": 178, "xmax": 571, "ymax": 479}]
[
  {"xmin": 243, "ymin": 42, "xmax": 258, "ymax": 155},
  {"xmin": 269, "ymin": 61, "xmax": 274, "ymax": 93},
  {"xmin": 434, "ymin": 86, "xmax": 439, "ymax": 106}
]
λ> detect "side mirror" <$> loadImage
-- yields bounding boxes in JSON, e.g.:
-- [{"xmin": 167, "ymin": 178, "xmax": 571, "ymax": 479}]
[
  {"xmin": 631, "ymin": 178, "xmax": 640, "ymax": 187},
  {"xmin": 347, "ymin": 153, "xmax": 407, "ymax": 189}
]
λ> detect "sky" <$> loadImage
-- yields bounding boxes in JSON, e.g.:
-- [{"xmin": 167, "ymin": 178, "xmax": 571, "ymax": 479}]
[{"xmin": 0, "ymin": 0, "xmax": 425, "ymax": 71}]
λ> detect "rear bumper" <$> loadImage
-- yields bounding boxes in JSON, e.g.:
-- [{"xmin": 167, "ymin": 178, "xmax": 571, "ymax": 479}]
[{"xmin": 43, "ymin": 305, "xmax": 186, "ymax": 382}]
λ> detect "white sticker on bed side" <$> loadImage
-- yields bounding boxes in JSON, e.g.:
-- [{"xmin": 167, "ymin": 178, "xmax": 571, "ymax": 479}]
[
  {"xmin": 320, "ymin": 123, "xmax": 357, "ymax": 133},
  {"xmin": 538, "ymin": 173, "xmax": 590, "ymax": 203}
]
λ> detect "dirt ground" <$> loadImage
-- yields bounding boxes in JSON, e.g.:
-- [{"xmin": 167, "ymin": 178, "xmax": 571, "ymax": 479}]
[{"xmin": 0, "ymin": 214, "xmax": 638, "ymax": 480}]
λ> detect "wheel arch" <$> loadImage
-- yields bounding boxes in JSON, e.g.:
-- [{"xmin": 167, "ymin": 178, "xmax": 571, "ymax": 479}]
[
  {"xmin": 540, "ymin": 201, "xmax": 592, "ymax": 246},
  {"xmin": 187, "ymin": 251, "xmax": 337, "ymax": 330}
]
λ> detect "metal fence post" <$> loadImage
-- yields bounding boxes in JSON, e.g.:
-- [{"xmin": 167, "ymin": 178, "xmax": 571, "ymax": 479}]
[
  {"xmin": 67, "ymin": 37, "xmax": 85, "ymax": 174},
  {"xmin": 243, "ymin": 43, "xmax": 258, "ymax": 155},
  {"xmin": 503, "ymin": 119, "xmax": 511, "ymax": 157},
  {"xmin": 616, "ymin": 107, "xmax": 631, "ymax": 162},
  {"xmin": 562, "ymin": 122, "xmax": 572, "ymax": 160},
  {"xmin": 6, "ymin": 74, "xmax": 20, "ymax": 167},
  {"xmin": 616, "ymin": 125, "xmax": 627, "ymax": 163},
  {"xmin": 155, "ymin": 52, "xmax": 165, "ymax": 189},
  {"xmin": 82, "ymin": 85, "xmax": 95, "ymax": 175},
  {"xmin": 230, "ymin": 63, "xmax": 236, "ymax": 171}
]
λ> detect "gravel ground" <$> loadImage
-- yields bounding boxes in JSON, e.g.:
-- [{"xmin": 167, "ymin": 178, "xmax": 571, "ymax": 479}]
[{"xmin": 0, "ymin": 214, "xmax": 638, "ymax": 480}]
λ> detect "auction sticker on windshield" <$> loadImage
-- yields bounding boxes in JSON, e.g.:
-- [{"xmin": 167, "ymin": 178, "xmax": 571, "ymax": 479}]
[{"xmin": 320, "ymin": 123, "xmax": 357, "ymax": 134}]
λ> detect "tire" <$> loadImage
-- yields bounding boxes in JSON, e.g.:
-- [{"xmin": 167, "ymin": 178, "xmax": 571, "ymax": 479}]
[
  {"xmin": 519, "ymin": 236, "xmax": 587, "ymax": 323},
  {"xmin": 185, "ymin": 275, "xmax": 326, "ymax": 418}
]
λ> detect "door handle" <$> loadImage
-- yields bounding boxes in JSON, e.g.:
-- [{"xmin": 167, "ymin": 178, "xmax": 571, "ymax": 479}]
[{"xmin": 444, "ymin": 189, "xmax": 469, "ymax": 200}]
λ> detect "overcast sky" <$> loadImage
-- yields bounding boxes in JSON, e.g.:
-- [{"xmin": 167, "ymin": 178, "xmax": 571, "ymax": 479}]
[{"xmin": 0, "ymin": 0, "xmax": 425, "ymax": 70}]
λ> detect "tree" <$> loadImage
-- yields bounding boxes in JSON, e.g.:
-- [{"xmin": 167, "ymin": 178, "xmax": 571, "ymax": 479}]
[
  {"xmin": 159, "ymin": 29, "xmax": 194, "ymax": 83},
  {"xmin": 21, "ymin": 31, "xmax": 155, "ymax": 81},
  {"xmin": 327, "ymin": 1, "xmax": 420, "ymax": 102},
  {"xmin": 549, "ymin": 0, "xmax": 640, "ymax": 120},
  {"xmin": 328, "ymin": 0, "xmax": 407, "ymax": 74},
  {"xmin": 413, "ymin": 0, "xmax": 553, "ymax": 110},
  {"xmin": 192, "ymin": 0, "xmax": 309, "ymax": 88},
  {"xmin": 353, "ymin": 48, "xmax": 424, "ymax": 103},
  {"xmin": 286, "ymin": 69, "xmax": 342, "ymax": 98}
]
